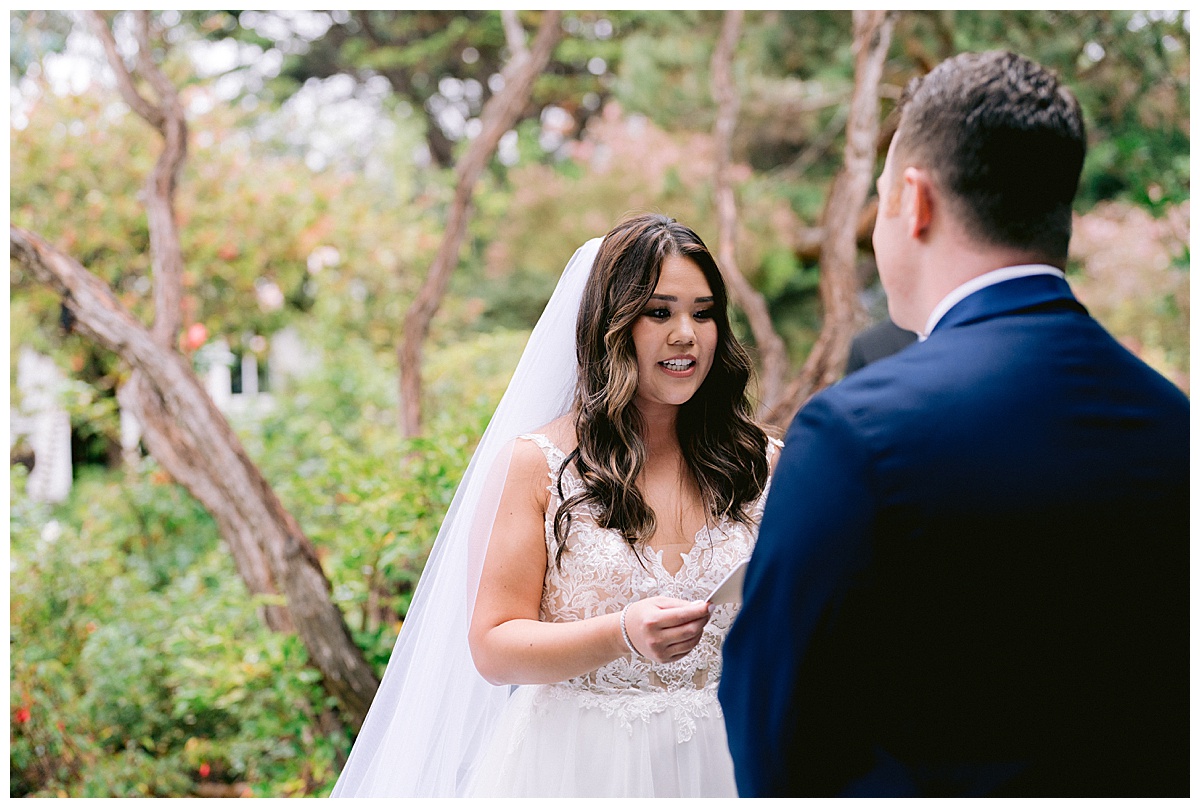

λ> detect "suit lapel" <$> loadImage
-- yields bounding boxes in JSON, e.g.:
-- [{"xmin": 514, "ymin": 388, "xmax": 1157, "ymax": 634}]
[{"xmin": 930, "ymin": 274, "xmax": 1087, "ymax": 336}]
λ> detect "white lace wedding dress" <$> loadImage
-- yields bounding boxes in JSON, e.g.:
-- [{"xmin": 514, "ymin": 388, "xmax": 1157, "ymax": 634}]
[{"xmin": 464, "ymin": 432, "xmax": 779, "ymax": 797}]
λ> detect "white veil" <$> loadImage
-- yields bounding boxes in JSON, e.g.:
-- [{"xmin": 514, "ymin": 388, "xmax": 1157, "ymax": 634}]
[{"xmin": 331, "ymin": 238, "xmax": 602, "ymax": 797}]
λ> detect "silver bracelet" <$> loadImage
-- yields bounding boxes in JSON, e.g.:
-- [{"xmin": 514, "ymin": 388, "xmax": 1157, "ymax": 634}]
[{"xmin": 620, "ymin": 602, "xmax": 643, "ymax": 658}]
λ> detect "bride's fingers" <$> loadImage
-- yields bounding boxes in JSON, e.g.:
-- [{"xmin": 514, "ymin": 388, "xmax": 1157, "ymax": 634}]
[
  {"xmin": 625, "ymin": 599, "xmax": 712, "ymax": 660},
  {"xmin": 642, "ymin": 618, "xmax": 708, "ymax": 660},
  {"xmin": 639, "ymin": 627, "xmax": 698, "ymax": 661},
  {"xmin": 667, "ymin": 617, "xmax": 708, "ymax": 643},
  {"xmin": 644, "ymin": 616, "xmax": 704, "ymax": 643},
  {"xmin": 662, "ymin": 635, "xmax": 703, "ymax": 661},
  {"xmin": 646, "ymin": 601, "xmax": 711, "ymax": 630}
]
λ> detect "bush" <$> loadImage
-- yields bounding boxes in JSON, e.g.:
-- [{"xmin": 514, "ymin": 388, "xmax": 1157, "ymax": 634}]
[
  {"xmin": 10, "ymin": 461, "xmax": 348, "ymax": 796},
  {"xmin": 10, "ymin": 325, "xmax": 523, "ymax": 796}
]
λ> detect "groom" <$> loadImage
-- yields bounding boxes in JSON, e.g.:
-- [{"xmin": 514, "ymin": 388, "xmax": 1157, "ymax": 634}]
[{"xmin": 720, "ymin": 51, "xmax": 1189, "ymax": 797}]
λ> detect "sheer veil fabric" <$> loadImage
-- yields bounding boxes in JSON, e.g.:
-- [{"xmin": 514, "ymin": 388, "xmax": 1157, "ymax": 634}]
[{"xmin": 331, "ymin": 238, "xmax": 602, "ymax": 797}]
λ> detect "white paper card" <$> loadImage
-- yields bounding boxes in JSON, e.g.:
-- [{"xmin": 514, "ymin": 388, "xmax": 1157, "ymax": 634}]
[{"xmin": 706, "ymin": 559, "xmax": 749, "ymax": 605}]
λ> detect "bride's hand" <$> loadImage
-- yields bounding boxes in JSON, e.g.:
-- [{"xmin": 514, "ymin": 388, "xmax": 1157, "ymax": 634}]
[{"xmin": 623, "ymin": 597, "xmax": 713, "ymax": 664}]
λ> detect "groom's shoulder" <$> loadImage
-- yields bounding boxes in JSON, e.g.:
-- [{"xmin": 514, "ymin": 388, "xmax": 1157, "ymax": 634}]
[
  {"xmin": 822, "ymin": 345, "xmax": 935, "ymax": 408},
  {"xmin": 797, "ymin": 344, "xmax": 957, "ymax": 444}
]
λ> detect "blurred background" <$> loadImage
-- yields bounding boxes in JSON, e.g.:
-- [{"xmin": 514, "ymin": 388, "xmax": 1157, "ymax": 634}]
[{"xmin": 9, "ymin": 10, "xmax": 1189, "ymax": 797}]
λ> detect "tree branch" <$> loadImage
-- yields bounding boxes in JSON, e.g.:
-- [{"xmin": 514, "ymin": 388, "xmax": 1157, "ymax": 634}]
[
  {"xmin": 84, "ymin": 11, "xmax": 187, "ymax": 347},
  {"xmin": 778, "ymin": 105, "xmax": 849, "ymax": 182},
  {"xmin": 398, "ymin": 10, "xmax": 563, "ymax": 435},
  {"xmin": 354, "ymin": 10, "xmax": 386, "ymax": 47},
  {"xmin": 502, "ymin": 10, "xmax": 529, "ymax": 61},
  {"xmin": 769, "ymin": 10, "xmax": 896, "ymax": 426},
  {"xmin": 12, "ymin": 225, "xmax": 381, "ymax": 727},
  {"xmin": 85, "ymin": 11, "xmax": 164, "ymax": 130},
  {"xmin": 710, "ymin": 10, "xmax": 789, "ymax": 414},
  {"xmin": 133, "ymin": 11, "xmax": 180, "ymax": 130}
]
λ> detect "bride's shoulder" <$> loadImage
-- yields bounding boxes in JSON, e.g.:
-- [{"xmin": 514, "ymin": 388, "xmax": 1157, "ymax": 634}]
[
  {"xmin": 507, "ymin": 416, "xmax": 577, "ymax": 503},
  {"xmin": 522, "ymin": 414, "xmax": 579, "ymax": 455}
]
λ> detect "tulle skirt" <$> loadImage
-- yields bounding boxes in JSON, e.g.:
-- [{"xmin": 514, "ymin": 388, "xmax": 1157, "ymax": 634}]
[{"xmin": 464, "ymin": 684, "xmax": 738, "ymax": 797}]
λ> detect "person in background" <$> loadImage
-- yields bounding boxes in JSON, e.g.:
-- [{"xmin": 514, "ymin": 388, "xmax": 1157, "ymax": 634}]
[{"xmin": 843, "ymin": 316, "xmax": 917, "ymax": 375}]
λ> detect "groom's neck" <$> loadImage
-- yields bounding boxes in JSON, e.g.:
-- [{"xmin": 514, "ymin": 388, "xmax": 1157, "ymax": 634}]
[{"xmin": 909, "ymin": 225, "xmax": 1064, "ymax": 331}]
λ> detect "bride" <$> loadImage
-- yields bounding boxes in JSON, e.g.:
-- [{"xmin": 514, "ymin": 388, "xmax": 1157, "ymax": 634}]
[{"xmin": 332, "ymin": 214, "xmax": 780, "ymax": 797}]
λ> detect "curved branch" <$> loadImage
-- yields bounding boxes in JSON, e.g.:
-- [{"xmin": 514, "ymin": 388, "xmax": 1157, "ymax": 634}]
[
  {"xmin": 12, "ymin": 225, "xmax": 381, "ymax": 727},
  {"xmin": 710, "ymin": 10, "xmax": 789, "ymax": 414},
  {"xmin": 88, "ymin": 11, "xmax": 187, "ymax": 349},
  {"xmin": 769, "ymin": 10, "xmax": 896, "ymax": 426},
  {"xmin": 502, "ymin": 9, "xmax": 529, "ymax": 60},
  {"xmin": 398, "ymin": 10, "xmax": 563, "ymax": 436},
  {"xmin": 134, "ymin": 12, "xmax": 188, "ymax": 346},
  {"xmin": 85, "ymin": 11, "xmax": 164, "ymax": 131},
  {"xmin": 133, "ymin": 11, "xmax": 181, "ymax": 131}
]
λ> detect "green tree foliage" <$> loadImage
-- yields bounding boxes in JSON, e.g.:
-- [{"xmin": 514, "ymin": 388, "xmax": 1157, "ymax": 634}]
[
  {"xmin": 187, "ymin": 10, "xmax": 620, "ymax": 168},
  {"xmin": 11, "ymin": 86, "xmax": 437, "ymax": 346},
  {"xmin": 608, "ymin": 10, "xmax": 1189, "ymax": 214},
  {"xmin": 9, "ymin": 10, "xmax": 73, "ymax": 74},
  {"xmin": 10, "ymin": 77, "xmax": 440, "ymax": 459},
  {"xmin": 891, "ymin": 10, "xmax": 1190, "ymax": 210}
]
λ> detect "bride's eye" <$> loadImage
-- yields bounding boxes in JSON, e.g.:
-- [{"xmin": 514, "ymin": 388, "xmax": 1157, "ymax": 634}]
[
  {"xmin": 694, "ymin": 308, "xmax": 714, "ymax": 320},
  {"xmin": 643, "ymin": 307, "xmax": 670, "ymax": 320}
]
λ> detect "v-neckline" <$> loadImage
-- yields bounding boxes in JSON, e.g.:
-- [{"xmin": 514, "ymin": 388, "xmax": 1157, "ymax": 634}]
[
  {"xmin": 528, "ymin": 432, "xmax": 725, "ymax": 579},
  {"xmin": 642, "ymin": 522, "xmax": 720, "ymax": 579}
]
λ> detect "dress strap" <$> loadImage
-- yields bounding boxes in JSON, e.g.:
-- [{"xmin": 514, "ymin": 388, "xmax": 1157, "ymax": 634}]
[
  {"xmin": 766, "ymin": 436, "xmax": 784, "ymax": 465},
  {"xmin": 518, "ymin": 433, "xmax": 569, "ymax": 481}
]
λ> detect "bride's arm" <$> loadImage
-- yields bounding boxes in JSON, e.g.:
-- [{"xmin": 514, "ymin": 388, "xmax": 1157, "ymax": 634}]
[{"xmin": 468, "ymin": 438, "xmax": 709, "ymax": 685}]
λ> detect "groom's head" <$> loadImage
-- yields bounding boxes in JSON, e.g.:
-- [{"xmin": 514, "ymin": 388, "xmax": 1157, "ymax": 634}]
[
  {"xmin": 889, "ymin": 51, "xmax": 1086, "ymax": 260},
  {"xmin": 873, "ymin": 51, "xmax": 1086, "ymax": 331}
]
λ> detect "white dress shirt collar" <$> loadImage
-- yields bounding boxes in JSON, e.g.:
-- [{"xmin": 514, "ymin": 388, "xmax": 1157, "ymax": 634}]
[{"xmin": 920, "ymin": 264, "xmax": 1066, "ymax": 340}]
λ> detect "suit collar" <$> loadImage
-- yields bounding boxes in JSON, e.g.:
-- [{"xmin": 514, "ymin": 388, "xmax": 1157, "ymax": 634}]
[
  {"xmin": 922, "ymin": 264, "xmax": 1064, "ymax": 337},
  {"xmin": 929, "ymin": 273, "xmax": 1086, "ymax": 336}
]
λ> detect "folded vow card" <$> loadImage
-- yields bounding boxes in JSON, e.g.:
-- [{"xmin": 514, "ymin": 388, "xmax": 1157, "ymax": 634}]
[{"xmin": 706, "ymin": 559, "xmax": 749, "ymax": 605}]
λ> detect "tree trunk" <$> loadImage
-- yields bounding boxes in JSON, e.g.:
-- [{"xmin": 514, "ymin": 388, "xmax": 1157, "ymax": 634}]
[
  {"xmin": 398, "ymin": 10, "xmax": 563, "ymax": 437},
  {"xmin": 768, "ymin": 10, "xmax": 896, "ymax": 427},
  {"xmin": 87, "ymin": 11, "xmax": 185, "ymax": 347},
  {"xmin": 710, "ymin": 10, "xmax": 790, "ymax": 416},
  {"xmin": 86, "ymin": 11, "xmax": 291, "ymax": 630},
  {"xmin": 116, "ymin": 375, "xmax": 293, "ymax": 631},
  {"xmin": 60, "ymin": 13, "xmax": 380, "ymax": 727},
  {"xmin": 12, "ymin": 227, "xmax": 381, "ymax": 728}
]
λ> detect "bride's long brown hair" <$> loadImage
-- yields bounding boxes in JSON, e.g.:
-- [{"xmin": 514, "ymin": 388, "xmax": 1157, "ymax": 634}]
[{"xmin": 552, "ymin": 214, "xmax": 769, "ymax": 566}]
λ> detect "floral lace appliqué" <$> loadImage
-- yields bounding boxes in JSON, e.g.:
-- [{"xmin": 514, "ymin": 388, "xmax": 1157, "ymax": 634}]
[{"xmin": 517, "ymin": 432, "xmax": 778, "ymax": 744}]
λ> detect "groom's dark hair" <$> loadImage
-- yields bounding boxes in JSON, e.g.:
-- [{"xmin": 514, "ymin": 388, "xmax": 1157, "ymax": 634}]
[{"xmin": 894, "ymin": 50, "xmax": 1086, "ymax": 260}]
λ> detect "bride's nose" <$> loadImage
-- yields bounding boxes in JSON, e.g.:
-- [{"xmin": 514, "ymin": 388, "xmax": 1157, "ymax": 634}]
[{"xmin": 669, "ymin": 317, "xmax": 696, "ymax": 346}]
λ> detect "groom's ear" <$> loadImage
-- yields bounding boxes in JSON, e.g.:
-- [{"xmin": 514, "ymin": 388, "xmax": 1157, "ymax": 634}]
[{"xmin": 902, "ymin": 166, "xmax": 935, "ymax": 239}]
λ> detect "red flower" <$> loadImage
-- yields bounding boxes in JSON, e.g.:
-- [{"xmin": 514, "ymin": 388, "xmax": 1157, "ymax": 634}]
[
  {"xmin": 199, "ymin": 762, "xmax": 211, "ymax": 778},
  {"xmin": 182, "ymin": 322, "xmax": 209, "ymax": 352},
  {"xmin": 14, "ymin": 707, "xmax": 31, "ymax": 724}
]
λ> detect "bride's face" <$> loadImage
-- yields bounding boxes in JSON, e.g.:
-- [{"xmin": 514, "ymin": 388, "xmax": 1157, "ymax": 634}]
[{"xmin": 629, "ymin": 254, "xmax": 718, "ymax": 411}]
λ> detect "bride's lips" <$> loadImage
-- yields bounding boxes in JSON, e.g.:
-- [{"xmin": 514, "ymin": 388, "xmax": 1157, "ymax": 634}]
[{"xmin": 658, "ymin": 354, "xmax": 698, "ymax": 377}]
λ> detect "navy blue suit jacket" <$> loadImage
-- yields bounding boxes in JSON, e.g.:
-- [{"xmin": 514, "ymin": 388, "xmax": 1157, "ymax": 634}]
[{"xmin": 720, "ymin": 274, "xmax": 1189, "ymax": 796}]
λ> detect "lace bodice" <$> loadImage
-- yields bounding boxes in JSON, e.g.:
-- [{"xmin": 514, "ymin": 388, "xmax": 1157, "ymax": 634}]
[{"xmin": 517, "ymin": 432, "xmax": 778, "ymax": 741}]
